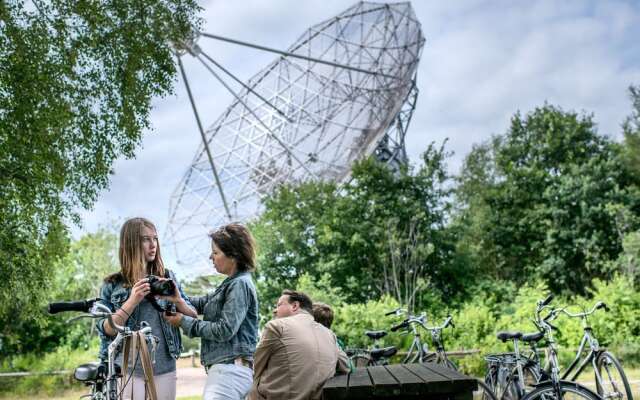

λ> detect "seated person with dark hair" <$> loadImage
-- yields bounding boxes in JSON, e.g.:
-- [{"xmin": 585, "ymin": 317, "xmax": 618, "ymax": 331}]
[
  {"xmin": 312, "ymin": 302, "xmax": 354, "ymax": 373},
  {"xmin": 249, "ymin": 290, "xmax": 349, "ymax": 400}
]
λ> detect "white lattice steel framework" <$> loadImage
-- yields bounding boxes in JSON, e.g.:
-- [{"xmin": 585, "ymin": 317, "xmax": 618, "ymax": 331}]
[{"xmin": 167, "ymin": 2, "xmax": 425, "ymax": 275}]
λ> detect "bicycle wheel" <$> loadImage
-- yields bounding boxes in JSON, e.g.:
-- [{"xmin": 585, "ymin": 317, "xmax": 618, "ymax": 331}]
[
  {"xmin": 475, "ymin": 378, "xmax": 499, "ymax": 400},
  {"xmin": 596, "ymin": 351, "xmax": 633, "ymax": 400},
  {"xmin": 522, "ymin": 364, "xmax": 541, "ymax": 389},
  {"xmin": 502, "ymin": 373, "xmax": 524, "ymax": 400},
  {"xmin": 502, "ymin": 365, "xmax": 543, "ymax": 400},
  {"xmin": 485, "ymin": 366, "xmax": 499, "ymax": 395},
  {"xmin": 350, "ymin": 354, "xmax": 374, "ymax": 368},
  {"xmin": 522, "ymin": 381, "xmax": 601, "ymax": 400}
]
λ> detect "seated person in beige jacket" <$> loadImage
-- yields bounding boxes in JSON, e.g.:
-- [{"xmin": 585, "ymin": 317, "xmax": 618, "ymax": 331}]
[{"xmin": 248, "ymin": 290, "xmax": 349, "ymax": 400}]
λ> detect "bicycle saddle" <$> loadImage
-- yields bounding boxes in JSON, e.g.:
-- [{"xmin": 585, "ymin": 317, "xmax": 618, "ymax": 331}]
[
  {"xmin": 497, "ymin": 331, "xmax": 523, "ymax": 342},
  {"xmin": 74, "ymin": 362, "xmax": 101, "ymax": 382},
  {"xmin": 365, "ymin": 330, "xmax": 387, "ymax": 340},
  {"xmin": 370, "ymin": 346, "xmax": 397, "ymax": 360},
  {"xmin": 521, "ymin": 331, "xmax": 544, "ymax": 343}
]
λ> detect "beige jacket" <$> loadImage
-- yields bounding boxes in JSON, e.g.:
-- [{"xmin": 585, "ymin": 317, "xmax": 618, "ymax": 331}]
[{"xmin": 248, "ymin": 311, "xmax": 349, "ymax": 400}]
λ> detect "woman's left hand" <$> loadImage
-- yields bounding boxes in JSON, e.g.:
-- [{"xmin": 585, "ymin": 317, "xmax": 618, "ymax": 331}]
[{"xmin": 163, "ymin": 312, "xmax": 183, "ymax": 327}]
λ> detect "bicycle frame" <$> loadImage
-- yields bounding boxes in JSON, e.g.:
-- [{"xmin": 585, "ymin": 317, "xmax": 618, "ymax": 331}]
[
  {"xmin": 402, "ymin": 320, "xmax": 426, "ymax": 363},
  {"xmin": 552, "ymin": 302, "xmax": 614, "ymax": 394},
  {"xmin": 561, "ymin": 328, "xmax": 602, "ymax": 381},
  {"xmin": 51, "ymin": 301, "xmax": 155, "ymax": 400}
]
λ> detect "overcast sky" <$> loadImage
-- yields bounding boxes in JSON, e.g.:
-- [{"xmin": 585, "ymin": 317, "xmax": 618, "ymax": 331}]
[{"xmin": 73, "ymin": 0, "xmax": 640, "ymax": 276}]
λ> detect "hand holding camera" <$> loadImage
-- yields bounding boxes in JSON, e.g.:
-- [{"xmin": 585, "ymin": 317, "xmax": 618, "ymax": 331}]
[{"xmin": 139, "ymin": 275, "xmax": 179, "ymax": 315}]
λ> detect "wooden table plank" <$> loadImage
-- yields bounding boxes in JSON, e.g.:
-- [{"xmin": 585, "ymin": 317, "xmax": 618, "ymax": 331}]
[
  {"xmin": 419, "ymin": 363, "xmax": 477, "ymax": 392},
  {"xmin": 322, "ymin": 372, "xmax": 349, "ymax": 400},
  {"xmin": 368, "ymin": 365, "xmax": 401, "ymax": 397},
  {"xmin": 322, "ymin": 362, "xmax": 477, "ymax": 399},
  {"xmin": 348, "ymin": 365, "xmax": 373, "ymax": 398},
  {"xmin": 384, "ymin": 364, "xmax": 425, "ymax": 396}
]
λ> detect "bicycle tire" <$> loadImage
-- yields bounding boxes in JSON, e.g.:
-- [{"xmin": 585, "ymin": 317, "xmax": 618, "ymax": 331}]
[
  {"xmin": 596, "ymin": 351, "xmax": 633, "ymax": 400},
  {"xmin": 350, "ymin": 354, "xmax": 374, "ymax": 368},
  {"xmin": 476, "ymin": 378, "xmax": 499, "ymax": 400},
  {"xmin": 522, "ymin": 381, "xmax": 601, "ymax": 400}
]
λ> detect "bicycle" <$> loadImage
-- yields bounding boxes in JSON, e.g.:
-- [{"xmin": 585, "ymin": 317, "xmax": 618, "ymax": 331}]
[
  {"xmin": 388, "ymin": 309, "xmax": 498, "ymax": 400},
  {"xmin": 508, "ymin": 294, "xmax": 603, "ymax": 400},
  {"xmin": 346, "ymin": 309, "xmax": 399, "ymax": 367},
  {"xmin": 546, "ymin": 300, "xmax": 633, "ymax": 400},
  {"xmin": 48, "ymin": 298, "xmax": 158, "ymax": 400},
  {"xmin": 485, "ymin": 330, "xmax": 546, "ymax": 400}
]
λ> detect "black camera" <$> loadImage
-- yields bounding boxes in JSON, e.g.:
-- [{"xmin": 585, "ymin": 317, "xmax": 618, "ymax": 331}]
[{"xmin": 146, "ymin": 275, "xmax": 176, "ymax": 296}]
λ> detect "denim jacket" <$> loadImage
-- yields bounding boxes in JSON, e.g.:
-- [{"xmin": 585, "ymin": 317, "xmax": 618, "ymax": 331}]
[
  {"xmin": 96, "ymin": 269, "xmax": 192, "ymax": 361},
  {"xmin": 180, "ymin": 271, "xmax": 259, "ymax": 366}
]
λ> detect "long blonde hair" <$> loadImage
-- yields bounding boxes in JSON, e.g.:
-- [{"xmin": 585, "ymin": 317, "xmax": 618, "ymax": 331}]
[{"xmin": 118, "ymin": 217, "xmax": 165, "ymax": 287}]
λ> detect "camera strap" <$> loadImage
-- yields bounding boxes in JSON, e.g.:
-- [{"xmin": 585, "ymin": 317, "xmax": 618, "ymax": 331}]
[{"xmin": 145, "ymin": 294, "xmax": 166, "ymax": 313}]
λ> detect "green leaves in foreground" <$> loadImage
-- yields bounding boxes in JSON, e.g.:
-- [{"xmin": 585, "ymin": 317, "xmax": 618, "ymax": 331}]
[{"xmin": 0, "ymin": 0, "xmax": 201, "ymax": 337}]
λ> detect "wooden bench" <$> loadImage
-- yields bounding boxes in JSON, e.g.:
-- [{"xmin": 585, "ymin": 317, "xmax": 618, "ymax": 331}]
[{"xmin": 322, "ymin": 362, "xmax": 477, "ymax": 400}]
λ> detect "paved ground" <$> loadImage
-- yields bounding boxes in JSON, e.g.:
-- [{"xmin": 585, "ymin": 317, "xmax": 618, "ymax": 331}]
[{"xmin": 176, "ymin": 360, "xmax": 207, "ymax": 397}]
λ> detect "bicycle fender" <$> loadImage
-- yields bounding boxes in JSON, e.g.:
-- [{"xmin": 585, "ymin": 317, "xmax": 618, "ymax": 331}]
[{"xmin": 532, "ymin": 379, "xmax": 600, "ymax": 398}]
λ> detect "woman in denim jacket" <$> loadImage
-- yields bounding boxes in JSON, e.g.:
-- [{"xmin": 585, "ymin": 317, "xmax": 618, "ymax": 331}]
[
  {"xmin": 164, "ymin": 223, "xmax": 259, "ymax": 400},
  {"xmin": 97, "ymin": 217, "xmax": 196, "ymax": 400}
]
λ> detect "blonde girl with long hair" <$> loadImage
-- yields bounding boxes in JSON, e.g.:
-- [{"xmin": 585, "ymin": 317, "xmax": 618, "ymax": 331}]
[{"xmin": 97, "ymin": 217, "xmax": 196, "ymax": 400}]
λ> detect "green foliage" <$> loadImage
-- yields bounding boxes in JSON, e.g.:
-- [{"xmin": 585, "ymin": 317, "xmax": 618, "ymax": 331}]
[
  {"xmin": 0, "ymin": 340, "xmax": 99, "ymax": 396},
  {"xmin": 254, "ymin": 143, "xmax": 469, "ymax": 317},
  {"xmin": 0, "ymin": 0, "xmax": 202, "ymax": 342},
  {"xmin": 0, "ymin": 229, "xmax": 118, "ymax": 358},
  {"xmin": 455, "ymin": 104, "xmax": 640, "ymax": 294},
  {"xmin": 332, "ymin": 296, "xmax": 403, "ymax": 349},
  {"xmin": 296, "ymin": 272, "xmax": 346, "ymax": 308},
  {"xmin": 621, "ymin": 85, "xmax": 640, "ymax": 174}
]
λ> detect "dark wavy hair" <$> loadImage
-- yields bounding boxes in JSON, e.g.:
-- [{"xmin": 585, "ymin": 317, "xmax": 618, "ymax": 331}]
[
  {"xmin": 282, "ymin": 289, "xmax": 313, "ymax": 313},
  {"xmin": 209, "ymin": 223, "xmax": 256, "ymax": 272}
]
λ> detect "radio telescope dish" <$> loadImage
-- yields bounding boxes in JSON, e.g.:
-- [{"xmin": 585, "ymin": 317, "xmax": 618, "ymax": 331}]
[{"xmin": 167, "ymin": 2, "xmax": 425, "ymax": 276}]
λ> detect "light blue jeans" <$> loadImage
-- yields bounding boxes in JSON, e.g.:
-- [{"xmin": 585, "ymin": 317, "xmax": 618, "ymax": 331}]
[{"xmin": 204, "ymin": 363, "xmax": 253, "ymax": 400}]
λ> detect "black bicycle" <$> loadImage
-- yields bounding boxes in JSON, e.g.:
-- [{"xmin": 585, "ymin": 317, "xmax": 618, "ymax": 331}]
[
  {"xmin": 346, "ymin": 309, "xmax": 399, "ymax": 367},
  {"xmin": 485, "ymin": 330, "xmax": 545, "ymax": 400}
]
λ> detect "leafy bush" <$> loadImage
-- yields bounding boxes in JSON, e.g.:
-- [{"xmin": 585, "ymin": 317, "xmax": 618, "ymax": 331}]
[
  {"xmin": 0, "ymin": 340, "xmax": 99, "ymax": 396},
  {"xmin": 332, "ymin": 296, "xmax": 404, "ymax": 349}
]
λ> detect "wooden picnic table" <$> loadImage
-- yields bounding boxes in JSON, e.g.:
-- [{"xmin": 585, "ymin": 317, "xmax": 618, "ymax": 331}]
[{"xmin": 322, "ymin": 362, "xmax": 477, "ymax": 400}]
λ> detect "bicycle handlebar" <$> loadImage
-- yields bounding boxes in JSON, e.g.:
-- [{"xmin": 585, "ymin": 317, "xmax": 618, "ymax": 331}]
[
  {"xmin": 48, "ymin": 299, "xmax": 126, "ymax": 333},
  {"xmin": 390, "ymin": 313, "xmax": 454, "ymax": 332},
  {"xmin": 540, "ymin": 294, "xmax": 554, "ymax": 306},
  {"xmin": 390, "ymin": 320, "xmax": 409, "ymax": 332},
  {"xmin": 48, "ymin": 298, "xmax": 99, "ymax": 314},
  {"xmin": 551, "ymin": 301, "xmax": 610, "ymax": 319}
]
